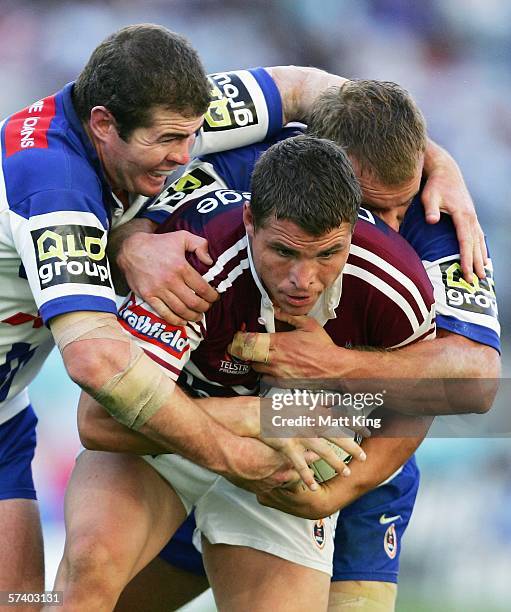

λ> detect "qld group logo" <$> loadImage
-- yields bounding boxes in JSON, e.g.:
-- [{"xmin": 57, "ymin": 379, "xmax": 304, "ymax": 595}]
[
  {"xmin": 31, "ymin": 225, "xmax": 111, "ymax": 289},
  {"xmin": 204, "ymin": 72, "xmax": 258, "ymax": 131},
  {"xmin": 441, "ymin": 261, "xmax": 497, "ymax": 317}
]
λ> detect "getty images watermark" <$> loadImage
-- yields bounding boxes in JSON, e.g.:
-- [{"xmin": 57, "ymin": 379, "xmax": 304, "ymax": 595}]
[
  {"xmin": 260, "ymin": 387, "xmax": 387, "ymax": 437},
  {"xmin": 259, "ymin": 378, "xmax": 509, "ymax": 438}
]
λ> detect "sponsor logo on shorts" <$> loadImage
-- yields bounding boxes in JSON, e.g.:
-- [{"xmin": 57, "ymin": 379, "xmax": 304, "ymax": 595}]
[
  {"xmin": 384, "ymin": 523, "xmax": 398, "ymax": 559},
  {"xmin": 204, "ymin": 72, "xmax": 258, "ymax": 131},
  {"xmin": 441, "ymin": 261, "xmax": 497, "ymax": 317},
  {"xmin": 118, "ymin": 295, "xmax": 189, "ymax": 359},
  {"xmin": 379, "ymin": 513, "xmax": 402, "ymax": 525},
  {"xmin": 31, "ymin": 225, "xmax": 111, "ymax": 289},
  {"xmin": 312, "ymin": 519, "xmax": 326, "ymax": 549}
]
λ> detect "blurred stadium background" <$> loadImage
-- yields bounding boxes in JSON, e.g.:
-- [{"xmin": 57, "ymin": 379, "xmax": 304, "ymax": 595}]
[{"xmin": 1, "ymin": 0, "xmax": 509, "ymax": 610}]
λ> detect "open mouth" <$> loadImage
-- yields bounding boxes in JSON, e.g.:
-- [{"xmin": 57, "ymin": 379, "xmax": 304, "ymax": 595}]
[
  {"xmin": 284, "ymin": 294, "xmax": 315, "ymax": 307},
  {"xmin": 152, "ymin": 169, "xmax": 175, "ymax": 177}
]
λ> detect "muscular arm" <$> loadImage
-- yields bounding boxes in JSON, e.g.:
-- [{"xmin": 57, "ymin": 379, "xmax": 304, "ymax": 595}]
[
  {"xmin": 78, "ymin": 392, "xmax": 260, "ymax": 454},
  {"xmin": 235, "ymin": 321, "xmax": 500, "ymax": 415},
  {"xmin": 422, "ymin": 139, "xmax": 487, "ymax": 280},
  {"xmin": 266, "ymin": 66, "xmax": 347, "ymax": 124},
  {"xmin": 50, "ymin": 311, "xmax": 286, "ymax": 486}
]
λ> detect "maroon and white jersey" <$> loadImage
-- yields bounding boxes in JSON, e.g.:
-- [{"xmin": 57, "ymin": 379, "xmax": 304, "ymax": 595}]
[{"xmin": 119, "ymin": 190, "xmax": 435, "ymax": 398}]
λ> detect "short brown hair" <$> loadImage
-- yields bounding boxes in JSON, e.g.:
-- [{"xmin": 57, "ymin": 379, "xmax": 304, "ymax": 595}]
[
  {"xmin": 74, "ymin": 24, "xmax": 211, "ymax": 140},
  {"xmin": 250, "ymin": 135, "xmax": 361, "ymax": 233},
  {"xmin": 307, "ymin": 80, "xmax": 427, "ymax": 185}
]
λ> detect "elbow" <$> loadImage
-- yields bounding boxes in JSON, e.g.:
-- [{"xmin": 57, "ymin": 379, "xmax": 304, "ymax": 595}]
[
  {"xmin": 78, "ymin": 428, "xmax": 103, "ymax": 451},
  {"xmin": 470, "ymin": 350, "xmax": 501, "ymax": 414},
  {"xmin": 63, "ymin": 343, "xmax": 102, "ymax": 391},
  {"xmin": 470, "ymin": 378, "xmax": 500, "ymax": 414},
  {"xmin": 77, "ymin": 398, "xmax": 105, "ymax": 451},
  {"xmin": 62, "ymin": 340, "xmax": 128, "ymax": 395}
]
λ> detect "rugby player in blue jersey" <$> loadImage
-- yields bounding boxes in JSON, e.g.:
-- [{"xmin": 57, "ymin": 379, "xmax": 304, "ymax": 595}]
[{"xmin": 0, "ymin": 23, "xmax": 377, "ymax": 601}]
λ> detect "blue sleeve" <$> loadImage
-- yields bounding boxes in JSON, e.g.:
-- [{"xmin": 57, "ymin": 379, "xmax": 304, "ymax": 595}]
[{"xmin": 401, "ymin": 198, "xmax": 501, "ymax": 352}]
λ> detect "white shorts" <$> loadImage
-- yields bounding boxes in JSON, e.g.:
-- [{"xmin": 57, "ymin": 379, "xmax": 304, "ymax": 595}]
[{"xmin": 143, "ymin": 454, "xmax": 337, "ymax": 575}]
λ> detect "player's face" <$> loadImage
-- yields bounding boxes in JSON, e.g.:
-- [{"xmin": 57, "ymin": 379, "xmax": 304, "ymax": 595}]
[
  {"xmin": 244, "ymin": 205, "xmax": 352, "ymax": 315},
  {"xmin": 351, "ymin": 157, "xmax": 423, "ymax": 230},
  {"xmin": 99, "ymin": 107, "xmax": 203, "ymax": 197}
]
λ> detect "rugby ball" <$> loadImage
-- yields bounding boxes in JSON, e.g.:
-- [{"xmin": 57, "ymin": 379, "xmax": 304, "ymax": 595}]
[{"xmin": 310, "ymin": 440, "xmax": 356, "ymax": 483}]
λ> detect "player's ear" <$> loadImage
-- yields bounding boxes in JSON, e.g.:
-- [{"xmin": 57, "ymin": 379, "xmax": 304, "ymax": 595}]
[
  {"xmin": 88, "ymin": 106, "xmax": 117, "ymax": 143},
  {"xmin": 243, "ymin": 202, "xmax": 255, "ymax": 238}
]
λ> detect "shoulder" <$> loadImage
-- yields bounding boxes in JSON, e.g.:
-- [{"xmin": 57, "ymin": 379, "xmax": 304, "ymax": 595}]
[
  {"xmin": 1, "ymin": 89, "xmax": 102, "ymax": 215},
  {"xmin": 156, "ymin": 188, "xmax": 250, "ymax": 283},
  {"xmin": 349, "ymin": 210, "xmax": 434, "ymax": 304}
]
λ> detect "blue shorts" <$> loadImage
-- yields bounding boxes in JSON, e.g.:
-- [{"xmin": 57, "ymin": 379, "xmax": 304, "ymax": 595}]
[
  {"xmin": 158, "ymin": 456, "xmax": 420, "ymax": 583},
  {"xmin": 0, "ymin": 406, "xmax": 38, "ymax": 501},
  {"xmin": 332, "ymin": 455, "xmax": 420, "ymax": 583}
]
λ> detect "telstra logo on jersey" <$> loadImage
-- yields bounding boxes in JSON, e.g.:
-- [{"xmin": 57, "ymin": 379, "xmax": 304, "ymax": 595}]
[
  {"xmin": 219, "ymin": 353, "xmax": 250, "ymax": 375},
  {"xmin": 31, "ymin": 225, "xmax": 110, "ymax": 289}
]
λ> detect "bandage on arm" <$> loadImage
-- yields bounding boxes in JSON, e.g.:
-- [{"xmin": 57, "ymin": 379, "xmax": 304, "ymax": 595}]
[
  {"xmin": 229, "ymin": 331, "xmax": 271, "ymax": 363},
  {"xmin": 50, "ymin": 311, "xmax": 175, "ymax": 430},
  {"xmin": 50, "ymin": 311, "xmax": 258, "ymax": 476},
  {"xmin": 78, "ymin": 392, "xmax": 168, "ymax": 454}
]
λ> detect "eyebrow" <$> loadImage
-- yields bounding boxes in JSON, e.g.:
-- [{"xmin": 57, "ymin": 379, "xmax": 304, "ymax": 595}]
[{"xmin": 270, "ymin": 240, "xmax": 346, "ymax": 256}]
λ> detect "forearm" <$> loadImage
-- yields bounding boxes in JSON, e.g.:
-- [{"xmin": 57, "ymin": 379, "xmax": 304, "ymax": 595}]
[
  {"xmin": 423, "ymin": 139, "xmax": 455, "ymax": 177},
  {"xmin": 54, "ymin": 312, "xmax": 252, "ymax": 476},
  {"xmin": 78, "ymin": 393, "xmax": 168, "ymax": 454},
  {"xmin": 266, "ymin": 66, "xmax": 347, "ymax": 124},
  {"xmin": 330, "ymin": 335, "xmax": 498, "ymax": 379},
  {"xmin": 323, "ymin": 334, "xmax": 500, "ymax": 415},
  {"xmin": 107, "ymin": 218, "xmax": 157, "ymax": 294},
  {"xmin": 325, "ymin": 410, "xmax": 431, "ymax": 511},
  {"xmin": 197, "ymin": 396, "xmax": 260, "ymax": 437}
]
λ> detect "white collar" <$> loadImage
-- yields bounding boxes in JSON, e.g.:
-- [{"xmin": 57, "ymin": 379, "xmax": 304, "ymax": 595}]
[{"xmin": 246, "ymin": 234, "xmax": 343, "ymax": 332}]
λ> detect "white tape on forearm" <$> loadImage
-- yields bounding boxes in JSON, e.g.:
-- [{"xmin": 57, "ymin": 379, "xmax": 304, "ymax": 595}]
[
  {"xmin": 94, "ymin": 347, "xmax": 175, "ymax": 430},
  {"xmin": 51, "ymin": 311, "xmax": 175, "ymax": 430},
  {"xmin": 51, "ymin": 312, "xmax": 128, "ymax": 353}
]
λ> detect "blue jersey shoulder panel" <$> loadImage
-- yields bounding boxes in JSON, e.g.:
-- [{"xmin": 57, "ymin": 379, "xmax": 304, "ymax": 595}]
[{"xmin": 201, "ymin": 126, "xmax": 302, "ymax": 192}]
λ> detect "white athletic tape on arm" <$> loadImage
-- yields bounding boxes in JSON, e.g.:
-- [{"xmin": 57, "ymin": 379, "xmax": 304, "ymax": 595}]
[
  {"xmin": 229, "ymin": 331, "xmax": 271, "ymax": 363},
  {"xmin": 51, "ymin": 312, "xmax": 175, "ymax": 430},
  {"xmin": 94, "ymin": 346, "xmax": 175, "ymax": 430}
]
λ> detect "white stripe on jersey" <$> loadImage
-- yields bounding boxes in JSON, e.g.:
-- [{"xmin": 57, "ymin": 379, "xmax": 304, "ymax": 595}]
[
  {"xmin": 216, "ymin": 258, "xmax": 250, "ymax": 293},
  {"xmin": 349, "ymin": 243, "xmax": 431, "ymax": 321},
  {"xmin": 343, "ymin": 262, "xmax": 422, "ymax": 330},
  {"xmin": 390, "ymin": 322, "xmax": 436, "ymax": 349},
  {"xmin": 203, "ymin": 235, "xmax": 248, "ymax": 284}
]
